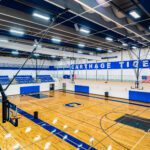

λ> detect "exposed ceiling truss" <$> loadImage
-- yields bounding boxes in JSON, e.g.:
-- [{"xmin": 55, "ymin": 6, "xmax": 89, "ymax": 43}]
[{"xmin": 0, "ymin": 0, "xmax": 149, "ymax": 59}]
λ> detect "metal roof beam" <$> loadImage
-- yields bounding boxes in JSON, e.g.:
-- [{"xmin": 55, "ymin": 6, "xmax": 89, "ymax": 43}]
[
  {"xmin": 75, "ymin": 0, "xmax": 150, "ymax": 44},
  {"xmin": 0, "ymin": 5, "xmax": 123, "ymax": 50},
  {"xmin": 49, "ymin": 0, "xmax": 149, "ymax": 46}
]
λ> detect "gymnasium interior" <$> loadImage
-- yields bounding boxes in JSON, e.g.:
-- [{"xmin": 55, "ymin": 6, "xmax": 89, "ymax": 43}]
[{"xmin": 0, "ymin": 0, "xmax": 150, "ymax": 150}]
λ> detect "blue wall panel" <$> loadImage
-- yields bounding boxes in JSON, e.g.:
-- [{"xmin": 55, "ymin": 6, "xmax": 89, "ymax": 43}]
[
  {"xmin": 129, "ymin": 91, "xmax": 150, "ymax": 103},
  {"xmin": 20, "ymin": 86, "xmax": 40, "ymax": 95},
  {"xmin": 63, "ymin": 75, "xmax": 71, "ymax": 79},
  {"xmin": 75, "ymin": 85, "xmax": 89, "ymax": 93}
]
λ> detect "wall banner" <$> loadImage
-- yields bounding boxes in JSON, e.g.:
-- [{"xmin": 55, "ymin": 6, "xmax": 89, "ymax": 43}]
[{"xmin": 50, "ymin": 59, "xmax": 150, "ymax": 70}]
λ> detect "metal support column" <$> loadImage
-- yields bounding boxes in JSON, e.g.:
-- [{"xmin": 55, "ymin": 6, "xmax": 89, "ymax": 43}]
[
  {"xmin": 106, "ymin": 58, "xmax": 109, "ymax": 82},
  {"xmin": 96, "ymin": 60, "xmax": 98, "ymax": 80},
  {"xmin": 36, "ymin": 58, "xmax": 38, "ymax": 82},
  {"xmin": 135, "ymin": 48, "xmax": 141, "ymax": 89},
  {"xmin": 121, "ymin": 50, "xmax": 123, "ymax": 82},
  {"xmin": 86, "ymin": 59, "xmax": 88, "ymax": 80}
]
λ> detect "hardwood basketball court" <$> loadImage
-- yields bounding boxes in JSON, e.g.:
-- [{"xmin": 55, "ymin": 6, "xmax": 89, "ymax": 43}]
[
  {"xmin": 0, "ymin": 0, "xmax": 150, "ymax": 149},
  {"xmin": 0, "ymin": 90, "xmax": 149, "ymax": 150}
]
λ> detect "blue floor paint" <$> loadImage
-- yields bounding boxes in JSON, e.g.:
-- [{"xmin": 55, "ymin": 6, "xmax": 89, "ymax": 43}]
[
  {"xmin": 29, "ymin": 93, "xmax": 48, "ymax": 99},
  {"xmin": 62, "ymin": 91, "xmax": 150, "ymax": 108},
  {"xmin": 65, "ymin": 102, "xmax": 82, "ymax": 107},
  {"xmin": 115, "ymin": 114, "xmax": 150, "ymax": 132},
  {"xmin": 17, "ymin": 108, "xmax": 96, "ymax": 150}
]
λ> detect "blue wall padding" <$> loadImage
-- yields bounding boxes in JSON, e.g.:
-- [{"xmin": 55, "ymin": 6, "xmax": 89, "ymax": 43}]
[
  {"xmin": 129, "ymin": 91, "xmax": 150, "ymax": 103},
  {"xmin": 20, "ymin": 86, "xmax": 40, "ymax": 95},
  {"xmin": 63, "ymin": 75, "xmax": 70, "ymax": 79},
  {"xmin": 75, "ymin": 85, "xmax": 89, "ymax": 93}
]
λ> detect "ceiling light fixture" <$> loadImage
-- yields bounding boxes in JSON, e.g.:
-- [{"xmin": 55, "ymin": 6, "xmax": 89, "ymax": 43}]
[
  {"xmin": 51, "ymin": 55, "xmax": 56, "ymax": 58},
  {"xmin": 96, "ymin": 47, "xmax": 102, "ymax": 51},
  {"xmin": 10, "ymin": 29, "xmax": 24, "ymax": 35},
  {"xmin": 51, "ymin": 37, "xmax": 61, "ymax": 43},
  {"xmin": 78, "ymin": 50, "xmax": 83, "ymax": 54},
  {"xmin": 108, "ymin": 50, "xmax": 112, "ymax": 53},
  {"xmin": 122, "ymin": 43, "xmax": 128, "ymax": 47},
  {"xmin": 79, "ymin": 28, "xmax": 90, "ymax": 34},
  {"xmin": 105, "ymin": 37, "xmax": 113, "ymax": 42},
  {"xmin": 0, "ymin": 39, "xmax": 9, "ymax": 43},
  {"xmin": 78, "ymin": 43, "xmax": 85, "ymax": 47},
  {"xmin": 33, "ymin": 12, "xmax": 50, "ymax": 21},
  {"xmin": 12, "ymin": 51, "xmax": 19, "ymax": 55},
  {"xmin": 132, "ymin": 46, "xmax": 137, "ymax": 49},
  {"xmin": 34, "ymin": 53, "xmax": 40, "ymax": 57},
  {"xmin": 129, "ymin": 10, "xmax": 141, "ymax": 19}
]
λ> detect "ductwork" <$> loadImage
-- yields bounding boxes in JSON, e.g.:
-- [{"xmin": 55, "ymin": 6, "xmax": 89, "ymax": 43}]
[
  {"xmin": 126, "ymin": 18, "xmax": 133, "ymax": 34},
  {"xmin": 101, "ymin": 6, "xmax": 125, "ymax": 23},
  {"xmin": 82, "ymin": 0, "xmax": 111, "ymax": 21},
  {"xmin": 112, "ymin": 7, "xmax": 125, "ymax": 19},
  {"xmin": 96, "ymin": 0, "xmax": 110, "ymax": 7},
  {"xmin": 136, "ymin": 25, "xmax": 145, "ymax": 32}
]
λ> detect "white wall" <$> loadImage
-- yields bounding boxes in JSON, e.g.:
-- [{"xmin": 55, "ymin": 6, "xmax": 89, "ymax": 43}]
[
  {"xmin": 0, "ymin": 56, "xmax": 52, "ymax": 66},
  {"xmin": 2, "ymin": 81, "xmax": 60, "ymax": 96},
  {"xmin": 0, "ymin": 48, "xmax": 149, "ymax": 82},
  {"xmin": 60, "ymin": 79, "xmax": 150, "ymax": 99},
  {"xmin": 0, "ymin": 50, "xmax": 149, "ymax": 99}
]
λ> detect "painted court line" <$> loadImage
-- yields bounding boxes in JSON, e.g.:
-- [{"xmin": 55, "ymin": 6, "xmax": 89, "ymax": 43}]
[
  {"xmin": 131, "ymin": 132, "xmax": 148, "ymax": 150},
  {"xmin": 17, "ymin": 108, "xmax": 96, "ymax": 150},
  {"xmin": 61, "ymin": 91, "xmax": 150, "ymax": 108}
]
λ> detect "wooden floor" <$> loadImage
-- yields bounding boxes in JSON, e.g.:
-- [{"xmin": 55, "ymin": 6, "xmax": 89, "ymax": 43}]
[{"xmin": 0, "ymin": 91, "xmax": 150, "ymax": 150}]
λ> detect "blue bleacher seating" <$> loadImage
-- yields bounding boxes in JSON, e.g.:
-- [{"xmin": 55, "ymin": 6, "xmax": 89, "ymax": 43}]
[
  {"xmin": 37, "ymin": 75, "xmax": 54, "ymax": 82},
  {"xmin": 15, "ymin": 75, "xmax": 35, "ymax": 84},
  {"xmin": 0, "ymin": 76, "xmax": 10, "ymax": 85}
]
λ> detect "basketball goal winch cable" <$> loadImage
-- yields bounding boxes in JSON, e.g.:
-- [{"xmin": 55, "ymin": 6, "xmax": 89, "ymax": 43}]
[{"xmin": 0, "ymin": 8, "xmax": 70, "ymax": 125}]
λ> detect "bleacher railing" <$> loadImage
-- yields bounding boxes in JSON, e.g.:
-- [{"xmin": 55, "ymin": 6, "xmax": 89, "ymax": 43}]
[
  {"xmin": 0, "ymin": 63, "xmax": 49, "ymax": 69},
  {"xmin": 52, "ymin": 74, "xmax": 148, "ymax": 82},
  {"xmin": 0, "ymin": 75, "xmax": 55, "ymax": 85}
]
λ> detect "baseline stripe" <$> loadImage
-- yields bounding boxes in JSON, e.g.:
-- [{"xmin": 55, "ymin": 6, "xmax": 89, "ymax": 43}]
[{"xmin": 17, "ymin": 108, "xmax": 96, "ymax": 150}]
